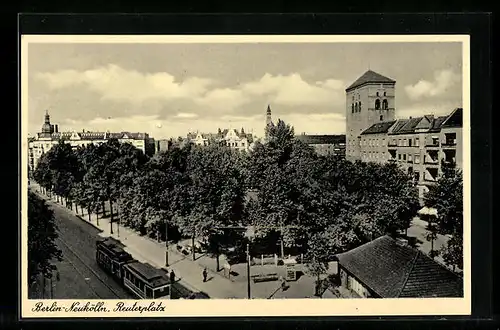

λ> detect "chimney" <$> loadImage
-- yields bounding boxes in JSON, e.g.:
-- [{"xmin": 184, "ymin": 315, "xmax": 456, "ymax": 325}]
[
  {"xmin": 409, "ymin": 116, "xmax": 412, "ymax": 119},
  {"xmin": 55, "ymin": 124, "xmax": 59, "ymax": 133}
]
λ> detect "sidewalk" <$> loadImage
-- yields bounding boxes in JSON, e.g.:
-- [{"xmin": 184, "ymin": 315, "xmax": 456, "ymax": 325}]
[
  {"xmin": 29, "ymin": 184, "xmax": 330, "ymax": 299},
  {"xmin": 30, "ymin": 186, "xmax": 249, "ymax": 298}
]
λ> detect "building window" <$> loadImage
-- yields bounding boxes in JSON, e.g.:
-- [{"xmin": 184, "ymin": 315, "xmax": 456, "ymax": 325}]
[
  {"xmin": 352, "ymin": 104, "xmax": 354, "ymax": 113},
  {"xmin": 382, "ymin": 99, "xmax": 389, "ymax": 110},
  {"xmin": 409, "ymin": 139, "xmax": 412, "ymax": 147},
  {"xmin": 375, "ymin": 99, "xmax": 381, "ymax": 110},
  {"xmin": 408, "ymin": 154, "xmax": 413, "ymax": 162},
  {"xmin": 358, "ymin": 102, "xmax": 362, "ymax": 112},
  {"xmin": 398, "ymin": 153, "xmax": 401, "ymax": 160},
  {"xmin": 355, "ymin": 103, "xmax": 358, "ymax": 112},
  {"xmin": 376, "ymin": 92, "xmax": 379, "ymax": 97},
  {"xmin": 380, "ymin": 115, "xmax": 383, "ymax": 121},
  {"xmin": 415, "ymin": 138, "xmax": 420, "ymax": 147},
  {"xmin": 403, "ymin": 154, "xmax": 407, "ymax": 161},
  {"xmin": 414, "ymin": 155, "xmax": 420, "ymax": 164}
]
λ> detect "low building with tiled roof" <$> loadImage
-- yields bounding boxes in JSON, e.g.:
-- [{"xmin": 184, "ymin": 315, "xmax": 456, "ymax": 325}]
[
  {"xmin": 334, "ymin": 235, "xmax": 463, "ymax": 298},
  {"xmin": 28, "ymin": 111, "xmax": 155, "ymax": 173},
  {"xmin": 295, "ymin": 134, "xmax": 346, "ymax": 157}
]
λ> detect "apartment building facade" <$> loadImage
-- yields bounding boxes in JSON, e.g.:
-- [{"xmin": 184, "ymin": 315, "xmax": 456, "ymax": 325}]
[
  {"xmin": 28, "ymin": 111, "xmax": 155, "ymax": 173},
  {"xmin": 359, "ymin": 108, "xmax": 463, "ymax": 199}
]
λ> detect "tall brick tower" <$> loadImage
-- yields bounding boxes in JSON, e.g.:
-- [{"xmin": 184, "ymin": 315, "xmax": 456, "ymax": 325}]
[{"xmin": 345, "ymin": 70, "xmax": 396, "ymax": 161}]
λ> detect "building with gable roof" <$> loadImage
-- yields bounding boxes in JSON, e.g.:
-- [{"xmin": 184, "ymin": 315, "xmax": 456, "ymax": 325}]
[
  {"xmin": 345, "ymin": 70, "xmax": 463, "ymax": 200},
  {"xmin": 187, "ymin": 127, "xmax": 257, "ymax": 152},
  {"xmin": 28, "ymin": 111, "xmax": 156, "ymax": 173}
]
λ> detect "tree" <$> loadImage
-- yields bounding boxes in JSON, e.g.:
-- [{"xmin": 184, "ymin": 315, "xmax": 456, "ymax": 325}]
[
  {"xmin": 180, "ymin": 144, "xmax": 246, "ymax": 263},
  {"xmin": 425, "ymin": 164, "xmax": 463, "ymax": 271},
  {"xmin": 28, "ymin": 191, "xmax": 62, "ymax": 285},
  {"xmin": 82, "ymin": 139, "xmax": 148, "ymax": 233},
  {"xmin": 33, "ymin": 152, "xmax": 53, "ymax": 195}
]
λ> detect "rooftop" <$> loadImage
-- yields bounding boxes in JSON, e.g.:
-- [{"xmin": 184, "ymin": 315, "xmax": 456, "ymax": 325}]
[
  {"xmin": 441, "ymin": 108, "xmax": 463, "ymax": 128},
  {"xmin": 346, "ymin": 70, "xmax": 396, "ymax": 91},
  {"xmin": 360, "ymin": 121, "xmax": 396, "ymax": 135},
  {"xmin": 335, "ymin": 235, "xmax": 463, "ymax": 298},
  {"xmin": 295, "ymin": 134, "xmax": 346, "ymax": 145},
  {"xmin": 125, "ymin": 262, "xmax": 171, "ymax": 288}
]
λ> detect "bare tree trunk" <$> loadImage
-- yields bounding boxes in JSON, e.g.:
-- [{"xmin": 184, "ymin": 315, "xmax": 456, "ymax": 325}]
[
  {"xmin": 215, "ymin": 241, "xmax": 220, "ymax": 271},
  {"xmin": 110, "ymin": 200, "xmax": 114, "ymax": 223},
  {"xmin": 192, "ymin": 232, "xmax": 196, "ymax": 261},
  {"xmin": 75, "ymin": 203, "xmax": 78, "ymax": 214},
  {"xmin": 88, "ymin": 210, "xmax": 91, "ymax": 222},
  {"xmin": 102, "ymin": 201, "xmax": 107, "ymax": 217}
]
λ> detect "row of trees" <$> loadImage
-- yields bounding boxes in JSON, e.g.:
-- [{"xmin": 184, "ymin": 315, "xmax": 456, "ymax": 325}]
[{"xmin": 31, "ymin": 119, "xmax": 462, "ymax": 276}]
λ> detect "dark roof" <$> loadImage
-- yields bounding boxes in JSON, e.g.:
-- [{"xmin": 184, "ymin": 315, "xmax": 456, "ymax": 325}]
[
  {"xmin": 295, "ymin": 134, "xmax": 346, "ymax": 145},
  {"xmin": 360, "ymin": 121, "xmax": 396, "ymax": 135},
  {"xmin": 336, "ymin": 236, "xmax": 463, "ymax": 298},
  {"xmin": 428, "ymin": 116, "xmax": 449, "ymax": 133},
  {"xmin": 441, "ymin": 108, "xmax": 463, "ymax": 128},
  {"xmin": 100, "ymin": 237, "xmax": 126, "ymax": 249},
  {"xmin": 124, "ymin": 262, "xmax": 171, "ymax": 288},
  {"xmin": 346, "ymin": 70, "xmax": 396, "ymax": 91},
  {"xmin": 392, "ymin": 117, "xmax": 424, "ymax": 134}
]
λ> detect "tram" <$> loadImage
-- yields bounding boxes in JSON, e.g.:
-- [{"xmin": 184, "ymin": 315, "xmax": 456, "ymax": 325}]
[
  {"xmin": 96, "ymin": 237, "xmax": 134, "ymax": 281},
  {"xmin": 95, "ymin": 237, "xmax": 172, "ymax": 299}
]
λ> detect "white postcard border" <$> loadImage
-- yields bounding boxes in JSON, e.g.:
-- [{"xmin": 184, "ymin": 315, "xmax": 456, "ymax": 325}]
[{"xmin": 20, "ymin": 34, "xmax": 471, "ymax": 318}]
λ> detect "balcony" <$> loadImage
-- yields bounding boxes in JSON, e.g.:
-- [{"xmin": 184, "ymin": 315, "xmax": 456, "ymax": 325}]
[
  {"xmin": 424, "ymin": 158, "xmax": 440, "ymax": 166},
  {"xmin": 442, "ymin": 140, "xmax": 457, "ymax": 148},
  {"xmin": 425, "ymin": 142, "xmax": 440, "ymax": 148}
]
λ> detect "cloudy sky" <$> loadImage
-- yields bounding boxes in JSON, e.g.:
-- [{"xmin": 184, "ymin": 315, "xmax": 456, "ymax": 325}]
[{"xmin": 27, "ymin": 42, "xmax": 463, "ymax": 139}]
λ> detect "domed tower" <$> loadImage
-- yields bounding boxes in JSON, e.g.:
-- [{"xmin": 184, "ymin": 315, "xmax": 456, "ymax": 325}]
[{"xmin": 40, "ymin": 110, "xmax": 55, "ymax": 137}]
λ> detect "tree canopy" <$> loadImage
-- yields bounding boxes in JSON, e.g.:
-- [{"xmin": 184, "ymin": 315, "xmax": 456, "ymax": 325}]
[
  {"xmin": 28, "ymin": 191, "xmax": 62, "ymax": 284},
  {"xmin": 32, "ymin": 121, "xmax": 426, "ymax": 276}
]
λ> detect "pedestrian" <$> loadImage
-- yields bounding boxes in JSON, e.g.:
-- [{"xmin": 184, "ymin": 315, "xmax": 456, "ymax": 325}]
[
  {"xmin": 170, "ymin": 270, "xmax": 176, "ymax": 284},
  {"xmin": 202, "ymin": 268, "xmax": 208, "ymax": 282}
]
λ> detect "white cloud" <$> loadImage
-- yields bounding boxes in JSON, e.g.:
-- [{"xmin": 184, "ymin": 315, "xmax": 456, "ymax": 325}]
[
  {"xmin": 36, "ymin": 64, "xmax": 215, "ymax": 104},
  {"xmin": 242, "ymin": 73, "xmax": 345, "ymax": 107},
  {"xmin": 36, "ymin": 65, "xmax": 346, "ymax": 114},
  {"xmin": 174, "ymin": 112, "xmax": 199, "ymax": 119},
  {"xmin": 404, "ymin": 69, "xmax": 461, "ymax": 100}
]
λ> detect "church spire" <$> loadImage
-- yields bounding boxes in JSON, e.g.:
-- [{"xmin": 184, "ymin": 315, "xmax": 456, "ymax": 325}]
[{"xmin": 265, "ymin": 104, "xmax": 273, "ymax": 139}]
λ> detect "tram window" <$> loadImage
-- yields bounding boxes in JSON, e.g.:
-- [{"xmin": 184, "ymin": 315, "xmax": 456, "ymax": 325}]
[
  {"xmin": 145, "ymin": 287, "xmax": 153, "ymax": 298},
  {"xmin": 155, "ymin": 286, "xmax": 170, "ymax": 298}
]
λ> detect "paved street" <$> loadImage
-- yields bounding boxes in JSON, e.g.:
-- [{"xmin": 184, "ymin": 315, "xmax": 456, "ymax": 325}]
[
  {"xmin": 407, "ymin": 217, "xmax": 452, "ymax": 268},
  {"xmin": 29, "ymin": 188, "xmax": 136, "ymax": 299},
  {"xmin": 29, "ymin": 184, "xmax": 456, "ymax": 299}
]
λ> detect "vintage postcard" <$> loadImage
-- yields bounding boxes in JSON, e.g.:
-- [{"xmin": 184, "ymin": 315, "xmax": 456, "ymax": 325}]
[{"xmin": 21, "ymin": 35, "xmax": 471, "ymax": 318}]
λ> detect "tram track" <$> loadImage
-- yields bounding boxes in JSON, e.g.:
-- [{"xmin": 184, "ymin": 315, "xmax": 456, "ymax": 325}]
[{"xmin": 55, "ymin": 235, "xmax": 123, "ymax": 299}]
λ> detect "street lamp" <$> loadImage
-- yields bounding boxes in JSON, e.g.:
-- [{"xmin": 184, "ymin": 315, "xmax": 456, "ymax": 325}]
[
  {"xmin": 244, "ymin": 226, "xmax": 255, "ymax": 299},
  {"xmin": 165, "ymin": 219, "xmax": 169, "ymax": 267}
]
